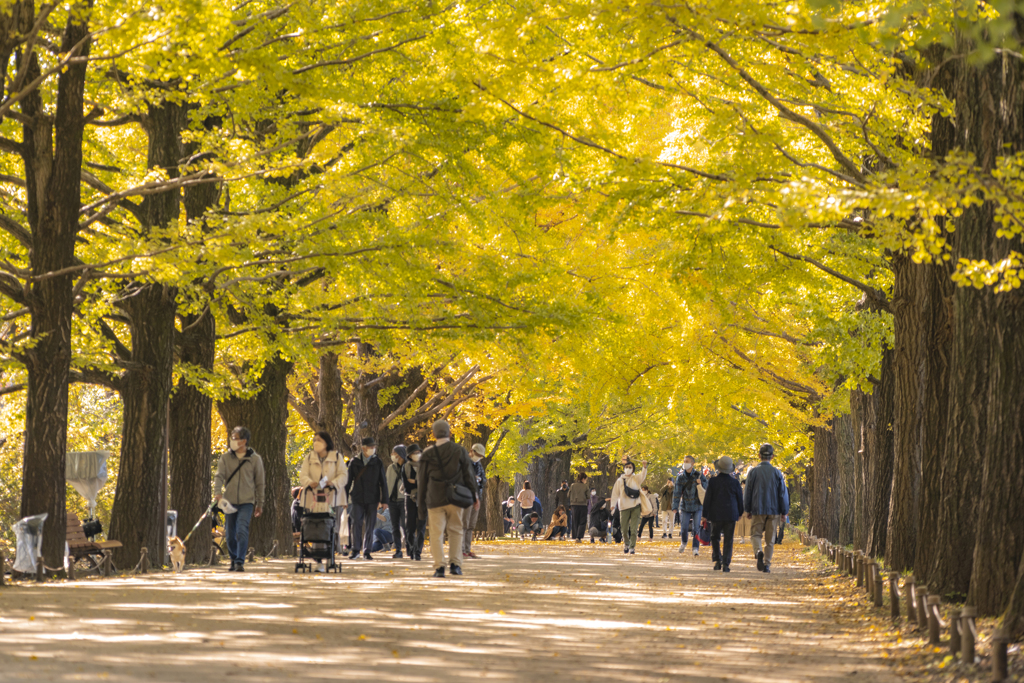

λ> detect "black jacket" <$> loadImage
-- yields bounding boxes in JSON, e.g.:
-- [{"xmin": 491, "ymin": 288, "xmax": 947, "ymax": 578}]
[
  {"xmin": 554, "ymin": 487, "xmax": 569, "ymax": 509},
  {"xmin": 589, "ymin": 504, "xmax": 609, "ymax": 530},
  {"xmin": 416, "ymin": 441, "xmax": 478, "ymax": 517},
  {"xmin": 702, "ymin": 472, "xmax": 744, "ymax": 523},
  {"xmin": 345, "ymin": 454, "xmax": 389, "ymax": 507}
]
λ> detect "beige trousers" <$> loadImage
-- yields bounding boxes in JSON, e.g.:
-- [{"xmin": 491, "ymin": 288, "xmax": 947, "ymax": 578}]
[{"xmin": 428, "ymin": 504, "xmax": 465, "ymax": 570}]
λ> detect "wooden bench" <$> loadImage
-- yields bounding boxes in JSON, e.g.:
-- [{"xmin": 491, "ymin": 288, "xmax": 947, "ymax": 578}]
[{"xmin": 67, "ymin": 512, "xmax": 122, "ymax": 571}]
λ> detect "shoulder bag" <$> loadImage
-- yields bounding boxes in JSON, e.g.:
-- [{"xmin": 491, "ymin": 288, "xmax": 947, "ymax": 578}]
[{"xmin": 434, "ymin": 446, "xmax": 473, "ymax": 508}]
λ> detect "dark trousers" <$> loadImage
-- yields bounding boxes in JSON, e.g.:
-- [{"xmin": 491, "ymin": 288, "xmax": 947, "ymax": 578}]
[
  {"xmin": 390, "ymin": 499, "xmax": 405, "ymax": 553},
  {"xmin": 350, "ymin": 503, "xmax": 377, "ymax": 554},
  {"xmin": 711, "ymin": 520, "xmax": 736, "ymax": 567},
  {"xmin": 571, "ymin": 505, "xmax": 588, "ymax": 539},
  {"xmin": 639, "ymin": 516, "xmax": 655, "ymax": 539},
  {"xmin": 405, "ymin": 497, "xmax": 425, "ymax": 556}
]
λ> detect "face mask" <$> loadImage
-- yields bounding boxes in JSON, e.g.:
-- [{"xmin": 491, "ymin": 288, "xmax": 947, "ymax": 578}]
[
  {"xmin": 471, "ymin": 455, "xmax": 482, "ymax": 464},
  {"xmin": 591, "ymin": 490, "xmax": 597, "ymax": 497},
  {"xmin": 391, "ymin": 455, "xmax": 401, "ymax": 464},
  {"xmin": 623, "ymin": 468, "xmax": 633, "ymax": 476},
  {"xmin": 684, "ymin": 463, "xmax": 693, "ymax": 471},
  {"xmin": 364, "ymin": 448, "xmax": 375, "ymax": 457},
  {"xmin": 411, "ymin": 453, "xmax": 421, "ymax": 462},
  {"xmin": 229, "ymin": 439, "xmax": 241, "ymax": 451}
]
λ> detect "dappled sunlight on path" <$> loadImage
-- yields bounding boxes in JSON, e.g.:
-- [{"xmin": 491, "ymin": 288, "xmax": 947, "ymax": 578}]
[{"xmin": 0, "ymin": 539, "xmax": 901, "ymax": 682}]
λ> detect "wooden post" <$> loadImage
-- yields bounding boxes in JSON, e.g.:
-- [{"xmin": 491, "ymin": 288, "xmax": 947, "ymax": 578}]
[
  {"xmin": 102, "ymin": 549, "xmax": 113, "ymax": 577},
  {"xmin": 67, "ymin": 557, "xmax": 76, "ymax": 581},
  {"xmin": 139, "ymin": 547, "xmax": 149, "ymax": 574},
  {"xmin": 961, "ymin": 606, "xmax": 977, "ymax": 663},
  {"xmin": 856, "ymin": 553, "xmax": 864, "ymax": 587},
  {"xmin": 927, "ymin": 595, "xmax": 941, "ymax": 645},
  {"xmin": 270, "ymin": 540, "xmax": 279, "ymax": 558},
  {"xmin": 992, "ymin": 628, "xmax": 1009, "ymax": 682},
  {"xmin": 916, "ymin": 588, "xmax": 929, "ymax": 630},
  {"xmin": 867, "ymin": 559, "xmax": 876, "ymax": 597},
  {"xmin": 949, "ymin": 608, "xmax": 961, "ymax": 656},
  {"xmin": 906, "ymin": 576, "xmax": 918, "ymax": 625},
  {"xmin": 872, "ymin": 564, "xmax": 883, "ymax": 607},
  {"xmin": 35, "ymin": 557, "xmax": 44, "ymax": 582},
  {"xmin": 0, "ymin": 548, "xmax": 5, "ymax": 587},
  {"xmin": 889, "ymin": 572, "xmax": 900, "ymax": 618}
]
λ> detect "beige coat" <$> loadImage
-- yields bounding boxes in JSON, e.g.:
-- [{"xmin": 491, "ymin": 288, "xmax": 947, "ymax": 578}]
[
  {"xmin": 611, "ymin": 467, "xmax": 648, "ymax": 511},
  {"xmin": 299, "ymin": 450, "xmax": 348, "ymax": 509}
]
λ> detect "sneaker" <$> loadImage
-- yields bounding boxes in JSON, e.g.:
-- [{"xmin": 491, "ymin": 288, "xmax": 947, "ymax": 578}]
[
  {"xmin": 315, "ymin": 563, "xmax": 326, "ymax": 573},
  {"xmin": 678, "ymin": 545, "xmax": 685, "ymax": 554},
  {"xmin": 629, "ymin": 548, "xmax": 635, "ymax": 555},
  {"xmin": 450, "ymin": 564, "xmax": 463, "ymax": 576},
  {"xmin": 432, "ymin": 567, "xmax": 445, "ymax": 578},
  {"xmin": 723, "ymin": 566, "xmax": 731, "ymax": 573},
  {"xmin": 349, "ymin": 551, "xmax": 359, "ymax": 560},
  {"xmin": 228, "ymin": 562, "xmax": 237, "ymax": 572},
  {"xmin": 669, "ymin": 534, "xmax": 673, "ymax": 539},
  {"xmin": 392, "ymin": 551, "xmax": 403, "ymax": 559},
  {"xmin": 465, "ymin": 551, "xmax": 479, "ymax": 559},
  {"xmin": 577, "ymin": 539, "xmax": 582, "ymax": 544},
  {"xmin": 590, "ymin": 538, "xmax": 595, "ymax": 544},
  {"xmin": 624, "ymin": 546, "xmax": 629, "ymax": 554},
  {"xmin": 756, "ymin": 550, "xmax": 765, "ymax": 572},
  {"xmin": 415, "ymin": 553, "xmax": 422, "ymax": 561},
  {"xmin": 363, "ymin": 553, "xmax": 373, "ymax": 561},
  {"xmin": 235, "ymin": 564, "xmax": 244, "ymax": 572},
  {"xmin": 763, "ymin": 566, "xmax": 771, "ymax": 574},
  {"xmin": 661, "ymin": 533, "xmax": 667, "ymax": 538},
  {"xmin": 693, "ymin": 548, "xmax": 699, "ymax": 557},
  {"xmin": 714, "ymin": 560, "xmax": 722, "ymax": 570}
]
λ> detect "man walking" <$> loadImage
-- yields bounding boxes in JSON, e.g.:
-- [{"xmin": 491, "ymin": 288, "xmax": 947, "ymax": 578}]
[
  {"xmin": 418, "ymin": 420, "xmax": 479, "ymax": 577},
  {"xmin": 387, "ymin": 445, "xmax": 408, "ymax": 559},
  {"xmin": 743, "ymin": 443, "xmax": 790, "ymax": 573},
  {"xmin": 568, "ymin": 474, "xmax": 589, "ymax": 542},
  {"xmin": 345, "ymin": 437, "xmax": 389, "ymax": 560},
  {"xmin": 673, "ymin": 456, "xmax": 707, "ymax": 557},
  {"xmin": 659, "ymin": 476, "xmax": 675, "ymax": 538},
  {"xmin": 462, "ymin": 443, "xmax": 486, "ymax": 559},
  {"xmin": 213, "ymin": 426, "xmax": 265, "ymax": 572}
]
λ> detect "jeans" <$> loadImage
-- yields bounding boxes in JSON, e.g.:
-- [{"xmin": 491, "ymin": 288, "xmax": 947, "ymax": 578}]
[
  {"xmin": 711, "ymin": 520, "xmax": 736, "ymax": 567},
  {"xmin": 639, "ymin": 516, "xmax": 655, "ymax": 539},
  {"xmin": 661, "ymin": 510, "xmax": 675, "ymax": 535},
  {"xmin": 571, "ymin": 505, "xmax": 588, "ymax": 539},
  {"xmin": 750, "ymin": 514, "xmax": 778, "ymax": 566},
  {"xmin": 619, "ymin": 505, "xmax": 642, "ymax": 550},
  {"xmin": 371, "ymin": 527, "xmax": 393, "ymax": 553},
  {"xmin": 546, "ymin": 525, "xmax": 567, "ymax": 539},
  {"xmin": 390, "ymin": 499, "xmax": 405, "ymax": 554},
  {"xmin": 679, "ymin": 507, "xmax": 702, "ymax": 550},
  {"xmin": 405, "ymin": 497, "xmax": 426, "ymax": 557},
  {"xmin": 428, "ymin": 504, "xmax": 464, "ymax": 570},
  {"xmin": 350, "ymin": 503, "xmax": 378, "ymax": 554},
  {"xmin": 225, "ymin": 503, "xmax": 255, "ymax": 565},
  {"xmin": 462, "ymin": 504, "xmax": 480, "ymax": 554}
]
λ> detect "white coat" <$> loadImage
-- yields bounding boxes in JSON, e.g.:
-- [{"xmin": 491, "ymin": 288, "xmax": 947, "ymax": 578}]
[
  {"xmin": 611, "ymin": 466, "xmax": 648, "ymax": 512},
  {"xmin": 299, "ymin": 450, "xmax": 348, "ymax": 510}
]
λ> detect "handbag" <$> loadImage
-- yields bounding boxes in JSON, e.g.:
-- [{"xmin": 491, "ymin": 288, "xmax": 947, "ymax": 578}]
[
  {"xmin": 623, "ymin": 483, "xmax": 641, "ymax": 499},
  {"xmin": 436, "ymin": 446, "xmax": 473, "ymax": 508},
  {"xmin": 639, "ymin": 491, "xmax": 653, "ymax": 517}
]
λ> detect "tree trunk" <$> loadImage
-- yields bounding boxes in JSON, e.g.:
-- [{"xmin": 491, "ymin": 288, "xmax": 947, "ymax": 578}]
[
  {"xmin": 527, "ymin": 448, "xmax": 571, "ymax": 525},
  {"xmin": 216, "ymin": 355, "xmax": 294, "ymax": 555},
  {"xmin": 108, "ymin": 285, "xmax": 178, "ymax": 568},
  {"xmin": 866, "ymin": 346, "xmax": 895, "ymax": 558},
  {"xmin": 886, "ymin": 253, "xmax": 922, "ymax": 571},
  {"xmin": 486, "ymin": 476, "xmax": 503, "ymax": 534},
  {"xmin": 316, "ymin": 352, "xmax": 347, "ymax": 443},
  {"xmin": 851, "ymin": 389, "xmax": 871, "ymax": 551},
  {"xmin": 17, "ymin": 5, "xmax": 91, "ymax": 567},
  {"xmin": 811, "ymin": 420, "xmax": 839, "ymax": 542},
  {"xmin": 836, "ymin": 411, "xmax": 855, "ymax": 546},
  {"xmin": 169, "ymin": 309, "xmax": 216, "ymax": 564}
]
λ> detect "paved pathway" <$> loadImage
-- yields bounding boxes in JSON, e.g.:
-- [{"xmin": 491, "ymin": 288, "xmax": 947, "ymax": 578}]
[{"xmin": 0, "ymin": 538, "xmax": 901, "ymax": 682}]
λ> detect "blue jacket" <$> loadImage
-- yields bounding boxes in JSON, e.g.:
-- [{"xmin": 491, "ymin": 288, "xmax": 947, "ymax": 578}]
[
  {"xmin": 702, "ymin": 473, "xmax": 744, "ymax": 523},
  {"xmin": 672, "ymin": 469, "xmax": 708, "ymax": 513},
  {"xmin": 743, "ymin": 461, "xmax": 789, "ymax": 516}
]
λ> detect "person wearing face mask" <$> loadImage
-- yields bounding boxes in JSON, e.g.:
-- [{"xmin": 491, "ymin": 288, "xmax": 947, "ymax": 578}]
[
  {"xmin": 298, "ymin": 431, "xmax": 348, "ymax": 567},
  {"xmin": 502, "ymin": 496, "xmax": 515, "ymax": 535},
  {"xmin": 462, "ymin": 443, "xmax": 487, "ymax": 559},
  {"xmin": 659, "ymin": 477, "xmax": 675, "ymax": 539},
  {"xmin": 386, "ymin": 445, "xmax": 408, "ymax": 559},
  {"xmin": 213, "ymin": 426, "xmax": 266, "ymax": 572},
  {"xmin": 610, "ymin": 458, "xmax": 647, "ymax": 555},
  {"xmin": 403, "ymin": 444, "xmax": 426, "ymax": 560},
  {"xmin": 568, "ymin": 474, "xmax": 590, "ymax": 543},
  {"xmin": 588, "ymin": 495, "xmax": 610, "ymax": 543},
  {"xmin": 344, "ymin": 436, "xmax": 389, "ymax": 560},
  {"xmin": 673, "ymin": 455, "xmax": 708, "ymax": 557}
]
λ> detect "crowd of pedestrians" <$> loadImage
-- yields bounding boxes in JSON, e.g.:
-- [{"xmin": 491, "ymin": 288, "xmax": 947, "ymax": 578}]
[{"xmin": 215, "ymin": 423, "xmax": 789, "ymax": 577}]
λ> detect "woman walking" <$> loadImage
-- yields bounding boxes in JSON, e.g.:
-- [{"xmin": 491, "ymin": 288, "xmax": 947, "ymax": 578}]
[
  {"xmin": 638, "ymin": 485, "xmax": 657, "ymax": 540},
  {"xmin": 403, "ymin": 444, "xmax": 426, "ymax": 561},
  {"xmin": 610, "ymin": 459, "xmax": 647, "ymax": 555},
  {"xmin": 702, "ymin": 456, "xmax": 744, "ymax": 572},
  {"xmin": 298, "ymin": 431, "xmax": 348, "ymax": 569}
]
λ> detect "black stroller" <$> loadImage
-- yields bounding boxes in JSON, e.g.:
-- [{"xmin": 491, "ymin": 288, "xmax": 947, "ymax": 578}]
[{"xmin": 294, "ymin": 487, "xmax": 340, "ymax": 573}]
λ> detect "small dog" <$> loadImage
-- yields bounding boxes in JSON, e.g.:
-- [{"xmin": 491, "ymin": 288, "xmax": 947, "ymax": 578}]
[{"xmin": 168, "ymin": 536, "xmax": 186, "ymax": 572}]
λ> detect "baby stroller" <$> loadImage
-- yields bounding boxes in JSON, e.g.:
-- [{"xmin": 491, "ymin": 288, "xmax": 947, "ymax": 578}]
[{"xmin": 295, "ymin": 487, "xmax": 340, "ymax": 573}]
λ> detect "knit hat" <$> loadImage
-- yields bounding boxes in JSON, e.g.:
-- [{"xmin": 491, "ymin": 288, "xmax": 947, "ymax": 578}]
[
  {"xmin": 392, "ymin": 444, "xmax": 407, "ymax": 460},
  {"xmin": 715, "ymin": 456, "xmax": 735, "ymax": 473}
]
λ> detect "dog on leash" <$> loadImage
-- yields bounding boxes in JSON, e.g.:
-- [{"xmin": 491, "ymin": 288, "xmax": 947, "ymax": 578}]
[{"xmin": 168, "ymin": 536, "xmax": 186, "ymax": 572}]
